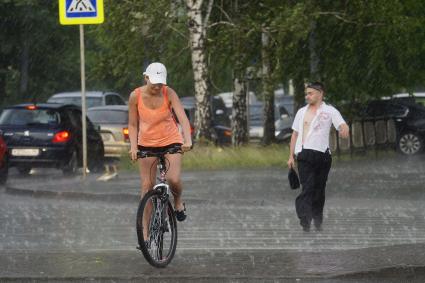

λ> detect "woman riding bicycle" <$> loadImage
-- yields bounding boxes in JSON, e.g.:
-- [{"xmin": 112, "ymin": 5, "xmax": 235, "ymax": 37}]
[{"xmin": 128, "ymin": 62, "xmax": 192, "ymax": 221}]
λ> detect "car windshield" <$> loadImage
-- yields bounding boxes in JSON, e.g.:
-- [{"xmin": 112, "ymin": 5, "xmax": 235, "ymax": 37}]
[
  {"xmin": 87, "ymin": 110, "xmax": 128, "ymax": 124},
  {"xmin": 249, "ymin": 104, "xmax": 287, "ymax": 125},
  {"xmin": 0, "ymin": 108, "xmax": 60, "ymax": 126},
  {"xmin": 49, "ymin": 97, "xmax": 102, "ymax": 108}
]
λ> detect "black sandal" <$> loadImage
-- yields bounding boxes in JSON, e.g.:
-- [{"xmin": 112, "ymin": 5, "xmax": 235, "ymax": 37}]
[{"xmin": 175, "ymin": 203, "xmax": 187, "ymax": 222}]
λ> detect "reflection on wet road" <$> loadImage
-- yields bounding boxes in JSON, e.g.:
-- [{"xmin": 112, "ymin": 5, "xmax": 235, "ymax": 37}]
[{"xmin": 1, "ymin": 155, "xmax": 425, "ymax": 281}]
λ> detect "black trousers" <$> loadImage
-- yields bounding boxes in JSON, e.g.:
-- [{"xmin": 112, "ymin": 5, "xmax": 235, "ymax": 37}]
[{"xmin": 296, "ymin": 148, "xmax": 332, "ymax": 227}]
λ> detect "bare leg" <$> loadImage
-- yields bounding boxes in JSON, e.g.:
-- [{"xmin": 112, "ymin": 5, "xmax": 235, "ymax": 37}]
[
  {"xmin": 164, "ymin": 153, "xmax": 184, "ymax": 211},
  {"xmin": 139, "ymin": 157, "xmax": 158, "ymax": 239}
]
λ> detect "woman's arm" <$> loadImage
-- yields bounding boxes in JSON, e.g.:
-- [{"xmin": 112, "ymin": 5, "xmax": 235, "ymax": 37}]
[
  {"xmin": 168, "ymin": 88, "xmax": 192, "ymax": 151},
  {"xmin": 128, "ymin": 91, "xmax": 139, "ymax": 160}
]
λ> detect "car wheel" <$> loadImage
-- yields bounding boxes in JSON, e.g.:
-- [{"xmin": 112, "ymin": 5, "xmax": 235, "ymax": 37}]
[
  {"xmin": 398, "ymin": 132, "xmax": 423, "ymax": 155},
  {"xmin": 62, "ymin": 149, "xmax": 79, "ymax": 175},
  {"xmin": 0, "ymin": 156, "xmax": 8, "ymax": 185},
  {"xmin": 17, "ymin": 166, "xmax": 31, "ymax": 175}
]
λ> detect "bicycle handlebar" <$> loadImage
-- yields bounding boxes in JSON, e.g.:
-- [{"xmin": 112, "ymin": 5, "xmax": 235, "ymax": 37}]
[{"xmin": 137, "ymin": 144, "xmax": 183, "ymax": 159}]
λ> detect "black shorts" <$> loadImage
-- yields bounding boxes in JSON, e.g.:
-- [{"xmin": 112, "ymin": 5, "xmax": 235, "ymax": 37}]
[{"xmin": 138, "ymin": 143, "xmax": 182, "ymax": 153}]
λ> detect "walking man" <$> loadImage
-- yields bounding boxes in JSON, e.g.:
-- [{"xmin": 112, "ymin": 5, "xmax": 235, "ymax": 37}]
[{"xmin": 287, "ymin": 82, "xmax": 349, "ymax": 232}]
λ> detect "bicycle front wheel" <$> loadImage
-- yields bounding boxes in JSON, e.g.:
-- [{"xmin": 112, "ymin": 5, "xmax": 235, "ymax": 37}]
[{"xmin": 136, "ymin": 189, "xmax": 178, "ymax": 268}]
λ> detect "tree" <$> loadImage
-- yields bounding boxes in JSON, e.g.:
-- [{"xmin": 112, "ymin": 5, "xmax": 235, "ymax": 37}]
[
  {"xmin": 260, "ymin": 26, "xmax": 276, "ymax": 145},
  {"xmin": 206, "ymin": 0, "xmax": 256, "ymax": 146},
  {"xmin": 185, "ymin": 0, "xmax": 214, "ymax": 142},
  {"xmin": 90, "ymin": 0, "xmax": 193, "ymax": 98},
  {"xmin": 0, "ymin": 0, "xmax": 81, "ymax": 106}
]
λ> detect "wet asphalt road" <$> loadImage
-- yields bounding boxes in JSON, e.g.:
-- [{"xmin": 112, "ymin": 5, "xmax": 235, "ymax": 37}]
[{"xmin": 1, "ymin": 154, "xmax": 425, "ymax": 282}]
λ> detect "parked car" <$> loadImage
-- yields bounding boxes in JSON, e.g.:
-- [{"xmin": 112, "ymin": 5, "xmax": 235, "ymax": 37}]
[
  {"xmin": 0, "ymin": 135, "xmax": 8, "ymax": 184},
  {"xmin": 87, "ymin": 105, "xmax": 130, "ymax": 159},
  {"xmin": 391, "ymin": 92, "xmax": 425, "ymax": 107},
  {"xmin": 249, "ymin": 102, "xmax": 293, "ymax": 142},
  {"xmin": 0, "ymin": 103, "xmax": 104, "ymax": 175},
  {"xmin": 360, "ymin": 99, "xmax": 425, "ymax": 155},
  {"xmin": 180, "ymin": 96, "xmax": 232, "ymax": 145},
  {"xmin": 217, "ymin": 90, "xmax": 295, "ymax": 117},
  {"xmin": 47, "ymin": 91, "xmax": 126, "ymax": 108}
]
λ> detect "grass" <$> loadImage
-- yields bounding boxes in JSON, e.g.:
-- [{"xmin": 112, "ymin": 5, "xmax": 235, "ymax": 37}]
[
  {"xmin": 119, "ymin": 144, "xmax": 291, "ymax": 171},
  {"xmin": 182, "ymin": 144, "xmax": 290, "ymax": 170},
  {"xmin": 118, "ymin": 144, "xmax": 400, "ymax": 171}
]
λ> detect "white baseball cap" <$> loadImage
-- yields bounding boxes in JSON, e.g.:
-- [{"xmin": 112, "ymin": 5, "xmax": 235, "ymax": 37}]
[{"xmin": 143, "ymin": 62, "xmax": 167, "ymax": 85}]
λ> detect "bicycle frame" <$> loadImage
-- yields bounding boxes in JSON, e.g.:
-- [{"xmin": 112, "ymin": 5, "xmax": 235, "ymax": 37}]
[{"xmin": 154, "ymin": 155, "xmax": 171, "ymax": 199}]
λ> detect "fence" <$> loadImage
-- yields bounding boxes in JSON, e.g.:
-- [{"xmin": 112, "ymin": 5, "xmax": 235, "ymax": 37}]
[{"xmin": 330, "ymin": 118, "xmax": 397, "ymax": 155}]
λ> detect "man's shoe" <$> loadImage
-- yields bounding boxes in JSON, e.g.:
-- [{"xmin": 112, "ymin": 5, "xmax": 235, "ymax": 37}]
[
  {"xmin": 175, "ymin": 203, "xmax": 187, "ymax": 222},
  {"xmin": 313, "ymin": 219, "xmax": 323, "ymax": 231},
  {"xmin": 302, "ymin": 225, "xmax": 310, "ymax": 232}
]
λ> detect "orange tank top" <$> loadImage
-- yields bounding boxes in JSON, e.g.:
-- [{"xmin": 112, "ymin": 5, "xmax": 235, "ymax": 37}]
[{"xmin": 135, "ymin": 86, "xmax": 183, "ymax": 147}]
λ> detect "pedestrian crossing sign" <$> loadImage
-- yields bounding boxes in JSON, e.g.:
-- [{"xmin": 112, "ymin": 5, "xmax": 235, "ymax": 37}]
[{"xmin": 59, "ymin": 0, "xmax": 104, "ymax": 25}]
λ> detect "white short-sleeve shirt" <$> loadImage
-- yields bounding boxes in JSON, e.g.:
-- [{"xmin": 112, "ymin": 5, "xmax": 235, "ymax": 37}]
[{"xmin": 292, "ymin": 102, "xmax": 346, "ymax": 154}]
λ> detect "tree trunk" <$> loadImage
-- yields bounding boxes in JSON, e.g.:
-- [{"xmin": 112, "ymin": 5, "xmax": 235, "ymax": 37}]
[
  {"xmin": 261, "ymin": 27, "xmax": 275, "ymax": 145},
  {"xmin": 0, "ymin": 72, "xmax": 6, "ymax": 106},
  {"xmin": 293, "ymin": 73, "xmax": 306, "ymax": 113},
  {"xmin": 19, "ymin": 5, "xmax": 31, "ymax": 102},
  {"xmin": 232, "ymin": 65, "xmax": 248, "ymax": 146},
  {"xmin": 231, "ymin": 0, "xmax": 248, "ymax": 146},
  {"xmin": 309, "ymin": 20, "xmax": 321, "ymax": 81},
  {"xmin": 19, "ymin": 36, "xmax": 30, "ymax": 101},
  {"xmin": 186, "ymin": 0, "xmax": 213, "ymax": 142}
]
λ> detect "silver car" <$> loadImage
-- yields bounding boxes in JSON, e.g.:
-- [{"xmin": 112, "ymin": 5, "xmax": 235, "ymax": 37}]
[
  {"xmin": 47, "ymin": 91, "xmax": 126, "ymax": 108},
  {"xmin": 87, "ymin": 105, "xmax": 129, "ymax": 158}
]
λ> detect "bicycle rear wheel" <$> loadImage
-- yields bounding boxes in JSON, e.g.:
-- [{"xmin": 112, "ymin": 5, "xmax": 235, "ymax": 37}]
[{"xmin": 136, "ymin": 189, "xmax": 178, "ymax": 268}]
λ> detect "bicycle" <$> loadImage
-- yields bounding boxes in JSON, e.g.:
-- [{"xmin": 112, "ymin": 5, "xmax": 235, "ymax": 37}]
[{"xmin": 136, "ymin": 144, "xmax": 182, "ymax": 268}]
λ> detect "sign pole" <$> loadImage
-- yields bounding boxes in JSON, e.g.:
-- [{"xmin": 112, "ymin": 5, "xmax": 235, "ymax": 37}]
[
  {"xmin": 79, "ymin": 24, "xmax": 88, "ymax": 179},
  {"xmin": 59, "ymin": 0, "xmax": 104, "ymax": 179}
]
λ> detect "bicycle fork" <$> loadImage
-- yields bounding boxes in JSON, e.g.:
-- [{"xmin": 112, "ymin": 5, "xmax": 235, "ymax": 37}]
[{"xmin": 148, "ymin": 183, "xmax": 171, "ymax": 247}]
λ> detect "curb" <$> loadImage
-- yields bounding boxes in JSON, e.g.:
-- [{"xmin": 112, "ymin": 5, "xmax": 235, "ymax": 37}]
[{"xmin": 5, "ymin": 186, "xmax": 139, "ymax": 202}]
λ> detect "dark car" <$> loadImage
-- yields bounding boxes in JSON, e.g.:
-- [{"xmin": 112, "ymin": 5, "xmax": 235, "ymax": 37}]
[
  {"xmin": 361, "ymin": 98, "xmax": 425, "ymax": 155},
  {"xmin": 0, "ymin": 103, "xmax": 104, "ymax": 175},
  {"xmin": 0, "ymin": 135, "xmax": 8, "ymax": 184},
  {"xmin": 180, "ymin": 96, "xmax": 232, "ymax": 145}
]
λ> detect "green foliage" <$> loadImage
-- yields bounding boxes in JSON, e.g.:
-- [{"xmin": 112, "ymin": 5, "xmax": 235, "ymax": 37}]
[
  {"xmin": 0, "ymin": 1, "xmax": 81, "ymax": 105},
  {"xmin": 280, "ymin": 0, "xmax": 425, "ymax": 108},
  {"xmin": 89, "ymin": 0, "xmax": 194, "ymax": 99}
]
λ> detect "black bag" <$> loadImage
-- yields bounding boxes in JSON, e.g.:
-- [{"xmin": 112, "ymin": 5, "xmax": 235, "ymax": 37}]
[{"xmin": 288, "ymin": 168, "xmax": 300, "ymax": 190}]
